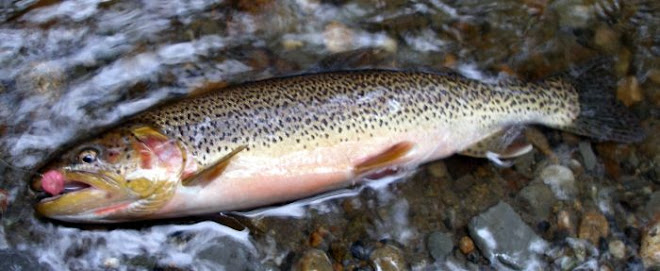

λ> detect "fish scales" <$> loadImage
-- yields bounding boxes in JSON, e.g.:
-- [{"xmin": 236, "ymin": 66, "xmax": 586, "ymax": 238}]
[{"xmin": 134, "ymin": 70, "xmax": 577, "ymax": 165}]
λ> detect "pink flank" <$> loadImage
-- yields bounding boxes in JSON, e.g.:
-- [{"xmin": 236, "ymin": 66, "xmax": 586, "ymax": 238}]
[{"xmin": 42, "ymin": 170, "xmax": 64, "ymax": 195}]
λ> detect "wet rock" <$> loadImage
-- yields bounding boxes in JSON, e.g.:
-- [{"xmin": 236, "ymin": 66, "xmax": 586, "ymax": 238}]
[
  {"xmin": 198, "ymin": 237, "xmax": 259, "ymax": 270},
  {"xmin": 427, "ymin": 231, "xmax": 453, "ymax": 261},
  {"xmin": 427, "ymin": 161, "xmax": 450, "ymax": 179},
  {"xmin": 459, "ymin": 236, "xmax": 475, "ymax": 255},
  {"xmin": 608, "ymin": 239, "xmax": 626, "ymax": 260},
  {"xmin": 468, "ymin": 202, "xmax": 548, "ymax": 270},
  {"xmin": 517, "ymin": 182, "xmax": 556, "ymax": 220},
  {"xmin": 0, "ymin": 250, "xmax": 43, "ymax": 270},
  {"xmin": 324, "ymin": 21, "xmax": 354, "ymax": 53},
  {"xmin": 641, "ymin": 220, "xmax": 660, "ymax": 268},
  {"xmin": 513, "ymin": 150, "xmax": 536, "ymax": 178},
  {"xmin": 296, "ymin": 249, "xmax": 333, "ymax": 271},
  {"xmin": 646, "ymin": 191, "xmax": 660, "ymax": 218},
  {"xmin": 540, "ymin": 165, "xmax": 576, "ymax": 200},
  {"xmin": 578, "ymin": 211, "xmax": 609, "ymax": 245},
  {"xmin": 578, "ymin": 141, "xmax": 597, "ymax": 171},
  {"xmin": 553, "ymin": 0, "xmax": 595, "ymax": 29},
  {"xmin": 369, "ymin": 244, "xmax": 407, "ymax": 271},
  {"xmin": 617, "ymin": 76, "xmax": 643, "ymax": 107}
]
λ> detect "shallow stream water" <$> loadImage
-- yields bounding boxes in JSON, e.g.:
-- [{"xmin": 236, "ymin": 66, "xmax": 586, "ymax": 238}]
[{"xmin": 1, "ymin": 0, "xmax": 659, "ymax": 270}]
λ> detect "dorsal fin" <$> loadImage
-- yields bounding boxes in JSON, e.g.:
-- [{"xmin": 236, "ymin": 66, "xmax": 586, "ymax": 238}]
[{"xmin": 182, "ymin": 146, "xmax": 246, "ymax": 186}]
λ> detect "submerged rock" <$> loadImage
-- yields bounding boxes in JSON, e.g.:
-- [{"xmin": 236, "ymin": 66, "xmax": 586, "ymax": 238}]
[
  {"xmin": 0, "ymin": 250, "xmax": 43, "ymax": 270},
  {"xmin": 296, "ymin": 249, "xmax": 333, "ymax": 271},
  {"xmin": 468, "ymin": 202, "xmax": 549, "ymax": 270},
  {"xmin": 369, "ymin": 244, "xmax": 407, "ymax": 271},
  {"xmin": 641, "ymin": 220, "xmax": 660, "ymax": 268},
  {"xmin": 540, "ymin": 165, "xmax": 577, "ymax": 200},
  {"xmin": 517, "ymin": 182, "xmax": 556, "ymax": 220},
  {"xmin": 427, "ymin": 231, "xmax": 453, "ymax": 261},
  {"xmin": 578, "ymin": 211, "xmax": 609, "ymax": 245}
]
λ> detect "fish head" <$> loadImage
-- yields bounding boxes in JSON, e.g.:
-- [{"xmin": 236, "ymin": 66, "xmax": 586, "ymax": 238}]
[{"xmin": 32, "ymin": 125, "xmax": 185, "ymax": 223}]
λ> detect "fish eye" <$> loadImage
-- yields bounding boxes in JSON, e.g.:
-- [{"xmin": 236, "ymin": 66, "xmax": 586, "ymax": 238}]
[{"xmin": 78, "ymin": 149, "xmax": 98, "ymax": 164}]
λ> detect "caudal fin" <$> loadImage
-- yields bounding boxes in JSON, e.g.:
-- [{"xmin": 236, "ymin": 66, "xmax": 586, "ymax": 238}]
[{"xmin": 557, "ymin": 59, "xmax": 645, "ymax": 143}]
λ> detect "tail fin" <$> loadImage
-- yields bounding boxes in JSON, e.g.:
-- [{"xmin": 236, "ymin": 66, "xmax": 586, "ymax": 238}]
[{"xmin": 556, "ymin": 59, "xmax": 645, "ymax": 143}]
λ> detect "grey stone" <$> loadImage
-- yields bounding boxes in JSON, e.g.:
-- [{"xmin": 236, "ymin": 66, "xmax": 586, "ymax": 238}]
[
  {"xmin": 427, "ymin": 231, "xmax": 454, "ymax": 261},
  {"xmin": 469, "ymin": 202, "xmax": 549, "ymax": 271},
  {"xmin": 0, "ymin": 250, "xmax": 43, "ymax": 270},
  {"xmin": 646, "ymin": 191, "xmax": 660, "ymax": 218},
  {"xmin": 578, "ymin": 141, "xmax": 597, "ymax": 171},
  {"xmin": 198, "ymin": 237, "xmax": 261, "ymax": 271},
  {"xmin": 517, "ymin": 182, "xmax": 556, "ymax": 220},
  {"xmin": 540, "ymin": 165, "xmax": 576, "ymax": 200}
]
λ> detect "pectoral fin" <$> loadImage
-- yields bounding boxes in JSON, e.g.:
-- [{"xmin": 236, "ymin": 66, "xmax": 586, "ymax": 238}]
[
  {"xmin": 182, "ymin": 146, "xmax": 246, "ymax": 186},
  {"xmin": 355, "ymin": 141, "xmax": 414, "ymax": 175},
  {"xmin": 459, "ymin": 127, "xmax": 533, "ymax": 166}
]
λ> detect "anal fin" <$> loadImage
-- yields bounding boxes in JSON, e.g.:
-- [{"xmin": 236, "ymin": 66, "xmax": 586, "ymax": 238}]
[
  {"xmin": 182, "ymin": 146, "xmax": 246, "ymax": 186},
  {"xmin": 355, "ymin": 142, "xmax": 414, "ymax": 175},
  {"xmin": 459, "ymin": 127, "xmax": 533, "ymax": 163}
]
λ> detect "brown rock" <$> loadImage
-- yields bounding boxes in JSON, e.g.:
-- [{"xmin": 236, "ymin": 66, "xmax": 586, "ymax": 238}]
[
  {"xmin": 641, "ymin": 220, "xmax": 660, "ymax": 268},
  {"xmin": 557, "ymin": 210, "xmax": 574, "ymax": 232},
  {"xmin": 296, "ymin": 249, "xmax": 333, "ymax": 271},
  {"xmin": 459, "ymin": 236, "xmax": 475, "ymax": 254},
  {"xmin": 369, "ymin": 245, "xmax": 407, "ymax": 271},
  {"xmin": 578, "ymin": 211, "xmax": 609, "ymax": 245},
  {"xmin": 324, "ymin": 22, "xmax": 354, "ymax": 53},
  {"xmin": 617, "ymin": 76, "xmax": 643, "ymax": 107}
]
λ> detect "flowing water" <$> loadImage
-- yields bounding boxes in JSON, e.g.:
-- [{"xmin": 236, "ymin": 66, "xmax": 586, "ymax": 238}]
[{"xmin": 1, "ymin": 0, "xmax": 659, "ymax": 270}]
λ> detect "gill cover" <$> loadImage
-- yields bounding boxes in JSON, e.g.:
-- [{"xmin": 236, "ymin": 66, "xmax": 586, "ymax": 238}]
[{"xmin": 34, "ymin": 126, "xmax": 185, "ymax": 223}]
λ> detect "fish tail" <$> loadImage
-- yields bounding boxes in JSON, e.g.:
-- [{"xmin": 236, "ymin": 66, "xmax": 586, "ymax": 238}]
[{"xmin": 555, "ymin": 59, "xmax": 645, "ymax": 143}]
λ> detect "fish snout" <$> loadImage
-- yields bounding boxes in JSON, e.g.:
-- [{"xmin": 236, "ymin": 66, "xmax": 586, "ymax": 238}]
[{"xmin": 32, "ymin": 170, "xmax": 65, "ymax": 195}]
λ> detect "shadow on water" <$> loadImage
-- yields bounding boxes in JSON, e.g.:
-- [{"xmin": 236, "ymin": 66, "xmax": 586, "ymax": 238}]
[{"xmin": 1, "ymin": 0, "xmax": 659, "ymax": 270}]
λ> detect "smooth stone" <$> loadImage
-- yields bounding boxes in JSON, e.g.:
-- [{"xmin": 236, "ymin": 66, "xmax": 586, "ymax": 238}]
[
  {"xmin": 540, "ymin": 165, "xmax": 576, "ymax": 200},
  {"xmin": 608, "ymin": 239, "xmax": 626, "ymax": 260},
  {"xmin": 517, "ymin": 181, "xmax": 557, "ymax": 220},
  {"xmin": 427, "ymin": 231, "xmax": 453, "ymax": 261},
  {"xmin": 369, "ymin": 244, "xmax": 407, "ymax": 271},
  {"xmin": 296, "ymin": 249, "xmax": 333, "ymax": 271},
  {"xmin": 645, "ymin": 191, "xmax": 660, "ymax": 218},
  {"xmin": 578, "ymin": 211, "xmax": 609, "ymax": 245},
  {"xmin": 578, "ymin": 141, "xmax": 597, "ymax": 171},
  {"xmin": 641, "ymin": 220, "xmax": 660, "ymax": 268},
  {"xmin": 197, "ymin": 237, "xmax": 260, "ymax": 270},
  {"xmin": 468, "ymin": 202, "xmax": 549, "ymax": 271}
]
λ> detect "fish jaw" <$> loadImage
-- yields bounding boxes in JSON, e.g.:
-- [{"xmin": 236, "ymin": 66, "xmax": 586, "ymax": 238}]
[{"xmin": 34, "ymin": 170, "xmax": 139, "ymax": 222}]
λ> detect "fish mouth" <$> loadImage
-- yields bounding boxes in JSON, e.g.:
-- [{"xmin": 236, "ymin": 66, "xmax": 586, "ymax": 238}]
[
  {"xmin": 32, "ymin": 170, "xmax": 135, "ymax": 222},
  {"xmin": 36, "ymin": 180, "xmax": 93, "ymax": 203}
]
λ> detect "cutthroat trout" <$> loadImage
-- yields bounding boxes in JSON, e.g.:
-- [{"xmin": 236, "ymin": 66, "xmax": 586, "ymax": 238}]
[{"xmin": 32, "ymin": 68, "xmax": 642, "ymax": 223}]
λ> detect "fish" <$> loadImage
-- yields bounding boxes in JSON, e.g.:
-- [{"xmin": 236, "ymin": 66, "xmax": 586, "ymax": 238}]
[{"xmin": 31, "ymin": 67, "xmax": 643, "ymax": 223}]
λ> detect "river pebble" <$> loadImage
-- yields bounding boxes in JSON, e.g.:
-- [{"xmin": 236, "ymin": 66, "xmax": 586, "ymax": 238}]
[
  {"xmin": 641, "ymin": 219, "xmax": 660, "ymax": 268},
  {"xmin": 469, "ymin": 202, "xmax": 548, "ymax": 270},
  {"xmin": 369, "ymin": 244, "xmax": 407, "ymax": 271},
  {"xmin": 296, "ymin": 249, "xmax": 333, "ymax": 271},
  {"xmin": 578, "ymin": 211, "xmax": 609, "ymax": 245},
  {"xmin": 517, "ymin": 182, "xmax": 556, "ymax": 220},
  {"xmin": 578, "ymin": 141, "xmax": 597, "ymax": 171},
  {"xmin": 540, "ymin": 165, "xmax": 576, "ymax": 200},
  {"xmin": 608, "ymin": 239, "xmax": 626, "ymax": 260},
  {"xmin": 427, "ymin": 231, "xmax": 453, "ymax": 261},
  {"xmin": 458, "ymin": 236, "xmax": 475, "ymax": 255}
]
